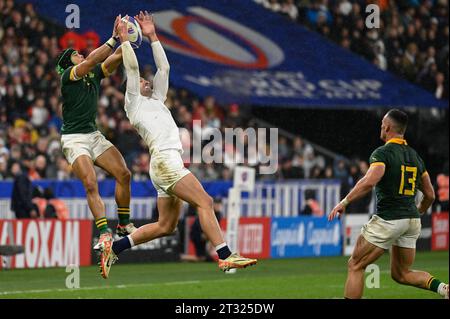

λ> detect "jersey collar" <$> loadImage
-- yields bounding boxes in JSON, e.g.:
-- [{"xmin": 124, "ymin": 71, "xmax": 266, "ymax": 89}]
[{"xmin": 385, "ymin": 138, "xmax": 408, "ymax": 145}]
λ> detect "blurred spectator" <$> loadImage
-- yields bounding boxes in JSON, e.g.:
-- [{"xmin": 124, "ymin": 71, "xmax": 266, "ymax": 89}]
[
  {"xmin": 434, "ymin": 72, "xmax": 448, "ymax": 99},
  {"xmin": 303, "ymin": 146, "xmax": 325, "ymax": 178},
  {"xmin": 29, "ymin": 97, "xmax": 48, "ymax": 129},
  {"xmin": 278, "ymin": 136, "xmax": 291, "ymax": 161},
  {"xmin": 345, "ymin": 160, "xmax": 372, "ymax": 214},
  {"xmin": 292, "ymin": 136, "xmax": 307, "ymax": 157},
  {"xmin": 0, "ymin": 137, "xmax": 8, "ymax": 157},
  {"xmin": 31, "ymin": 185, "xmax": 46, "ymax": 216},
  {"xmin": 401, "ymin": 43, "xmax": 419, "ymax": 82},
  {"xmin": 224, "ymin": 103, "xmax": 243, "ymax": 128},
  {"xmin": 10, "ymin": 161, "xmax": 37, "ymax": 218},
  {"xmin": 0, "ymin": 155, "xmax": 7, "ymax": 180},
  {"xmin": 281, "ymin": 0, "xmax": 299, "ymax": 20},
  {"xmin": 310, "ymin": 165, "xmax": 324, "ymax": 179},
  {"xmin": 83, "ymin": 30, "xmax": 100, "ymax": 55},
  {"xmin": 43, "ymin": 187, "xmax": 69, "ymax": 219},
  {"xmin": 203, "ymin": 163, "xmax": 220, "ymax": 181},
  {"xmin": 28, "ymin": 154, "xmax": 47, "ymax": 180},
  {"xmin": 59, "ymin": 30, "xmax": 86, "ymax": 52},
  {"xmin": 334, "ymin": 158, "xmax": 349, "ymax": 180},
  {"xmin": 221, "ymin": 166, "xmax": 233, "ymax": 180},
  {"xmin": 324, "ymin": 165, "xmax": 334, "ymax": 179},
  {"xmin": 436, "ymin": 174, "xmax": 449, "ymax": 211},
  {"xmin": 301, "ymin": 189, "xmax": 324, "ymax": 217},
  {"xmin": 55, "ymin": 156, "xmax": 72, "ymax": 180},
  {"xmin": 281, "ymin": 158, "xmax": 304, "ymax": 179}
]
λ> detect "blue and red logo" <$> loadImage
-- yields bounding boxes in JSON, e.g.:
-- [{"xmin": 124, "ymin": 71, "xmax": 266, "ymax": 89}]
[{"xmin": 153, "ymin": 7, "xmax": 284, "ymax": 69}]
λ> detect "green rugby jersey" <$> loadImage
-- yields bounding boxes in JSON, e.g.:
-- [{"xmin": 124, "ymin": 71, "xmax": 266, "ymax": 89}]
[
  {"xmin": 369, "ymin": 138, "xmax": 427, "ymax": 220},
  {"xmin": 60, "ymin": 64, "xmax": 106, "ymax": 134}
]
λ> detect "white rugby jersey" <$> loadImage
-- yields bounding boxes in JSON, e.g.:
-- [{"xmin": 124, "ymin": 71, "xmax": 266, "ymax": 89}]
[{"xmin": 122, "ymin": 40, "xmax": 182, "ymax": 153}]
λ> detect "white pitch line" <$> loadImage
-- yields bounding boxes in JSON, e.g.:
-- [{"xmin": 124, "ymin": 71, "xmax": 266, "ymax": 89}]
[{"xmin": 0, "ymin": 280, "xmax": 202, "ymax": 296}]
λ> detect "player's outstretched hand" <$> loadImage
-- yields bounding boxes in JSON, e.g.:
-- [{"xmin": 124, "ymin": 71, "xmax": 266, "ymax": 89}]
[
  {"xmin": 135, "ymin": 10, "xmax": 156, "ymax": 38},
  {"xmin": 117, "ymin": 16, "xmax": 129, "ymax": 43},
  {"xmin": 328, "ymin": 203, "xmax": 345, "ymax": 221},
  {"xmin": 112, "ymin": 14, "xmax": 122, "ymax": 39}
]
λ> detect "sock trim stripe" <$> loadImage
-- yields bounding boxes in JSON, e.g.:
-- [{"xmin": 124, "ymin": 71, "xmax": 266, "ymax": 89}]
[
  {"xmin": 95, "ymin": 218, "xmax": 107, "ymax": 224},
  {"xmin": 215, "ymin": 242, "xmax": 227, "ymax": 251},
  {"xmin": 117, "ymin": 207, "xmax": 130, "ymax": 210},
  {"xmin": 427, "ymin": 277, "xmax": 435, "ymax": 289},
  {"xmin": 96, "ymin": 222, "xmax": 108, "ymax": 228},
  {"xmin": 127, "ymin": 235, "xmax": 135, "ymax": 247},
  {"xmin": 96, "ymin": 220, "xmax": 108, "ymax": 227},
  {"xmin": 118, "ymin": 211, "xmax": 130, "ymax": 214}
]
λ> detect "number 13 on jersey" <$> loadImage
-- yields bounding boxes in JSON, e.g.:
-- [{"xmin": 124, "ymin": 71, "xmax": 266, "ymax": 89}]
[{"xmin": 399, "ymin": 165, "xmax": 417, "ymax": 196}]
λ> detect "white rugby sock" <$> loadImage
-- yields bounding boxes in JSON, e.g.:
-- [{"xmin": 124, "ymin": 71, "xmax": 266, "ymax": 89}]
[
  {"xmin": 127, "ymin": 235, "xmax": 135, "ymax": 248},
  {"xmin": 437, "ymin": 283, "xmax": 447, "ymax": 296}
]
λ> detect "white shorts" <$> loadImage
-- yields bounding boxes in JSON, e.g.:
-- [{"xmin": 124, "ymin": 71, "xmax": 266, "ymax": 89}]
[
  {"xmin": 61, "ymin": 131, "xmax": 113, "ymax": 165},
  {"xmin": 150, "ymin": 149, "xmax": 190, "ymax": 197},
  {"xmin": 361, "ymin": 215, "xmax": 421, "ymax": 250}
]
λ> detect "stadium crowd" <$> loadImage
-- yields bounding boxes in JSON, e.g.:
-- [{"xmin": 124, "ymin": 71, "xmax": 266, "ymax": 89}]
[
  {"xmin": 254, "ymin": 0, "xmax": 449, "ymax": 99},
  {"xmin": 0, "ymin": 0, "xmax": 447, "ymax": 208},
  {"xmin": 0, "ymin": 0, "xmax": 371, "ymax": 187}
]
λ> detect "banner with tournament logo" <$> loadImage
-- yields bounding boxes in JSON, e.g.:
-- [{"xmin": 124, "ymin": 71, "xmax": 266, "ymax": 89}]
[
  {"xmin": 271, "ymin": 216, "xmax": 342, "ymax": 258},
  {"xmin": 23, "ymin": 0, "xmax": 446, "ymax": 109},
  {"xmin": 0, "ymin": 219, "xmax": 92, "ymax": 269}
]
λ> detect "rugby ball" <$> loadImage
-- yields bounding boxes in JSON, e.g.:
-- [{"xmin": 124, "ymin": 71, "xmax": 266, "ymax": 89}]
[{"xmin": 122, "ymin": 16, "xmax": 142, "ymax": 49}]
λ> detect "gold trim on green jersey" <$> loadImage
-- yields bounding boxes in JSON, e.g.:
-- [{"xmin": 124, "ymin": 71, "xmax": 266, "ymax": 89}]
[
  {"xmin": 101, "ymin": 63, "xmax": 111, "ymax": 77},
  {"xmin": 385, "ymin": 138, "xmax": 408, "ymax": 145},
  {"xmin": 69, "ymin": 66, "xmax": 78, "ymax": 81},
  {"xmin": 370, "ymin": 162, "xmax": 386, "ymax": 167}
]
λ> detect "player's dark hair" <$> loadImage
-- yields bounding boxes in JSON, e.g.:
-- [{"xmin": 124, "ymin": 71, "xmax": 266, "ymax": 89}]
[{"xmin": 386, "ymin": 109, "xmax": 408, "ymax": 134}]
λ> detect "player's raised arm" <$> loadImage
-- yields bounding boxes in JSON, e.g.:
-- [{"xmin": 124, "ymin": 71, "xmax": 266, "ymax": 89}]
[
  {"xmin": 70, "ymin": 15, "xmax": 121, "ymax": 80},
  {"xmin": 328, "ymin": 164, "xmax": 385, "ymax": 221},
  {"xmin": 135, "ymin": 11, "xmax": 170, "ymax": 102},
  {"xmin": 101, "ymin": 46, "xmax": 123, "ymax": 76},
  {"xmin": 118, "ymin": 17, "xmax": 140, "ymax": 105}
]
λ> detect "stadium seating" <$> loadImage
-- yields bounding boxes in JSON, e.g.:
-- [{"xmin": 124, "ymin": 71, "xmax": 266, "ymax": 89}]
[
  {"xmin": 0, "ymin": 0, "xmax": 364, "ymax": 183},
  {"xmin": 254, "ymin": 0, "xmax": 449, "ymax": 99}
]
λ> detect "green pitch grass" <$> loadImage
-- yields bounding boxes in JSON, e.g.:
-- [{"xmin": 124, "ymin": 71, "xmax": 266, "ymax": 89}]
[{"xmin": 0, "ymin": 251, "xmax": 447, "ymax": 299}]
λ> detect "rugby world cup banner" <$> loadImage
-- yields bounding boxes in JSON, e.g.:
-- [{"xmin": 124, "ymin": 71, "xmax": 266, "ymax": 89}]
[
  {"xmin": 0, "ymin": 219, "xmax": 92, "ymax": 269},
  {"xmin": 271, "ymin": 217, "xmax": 342, "ymax": 258},
  {"xmin": 25, "ymin": 0, "xmax": 447, "ymax": 108}
]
